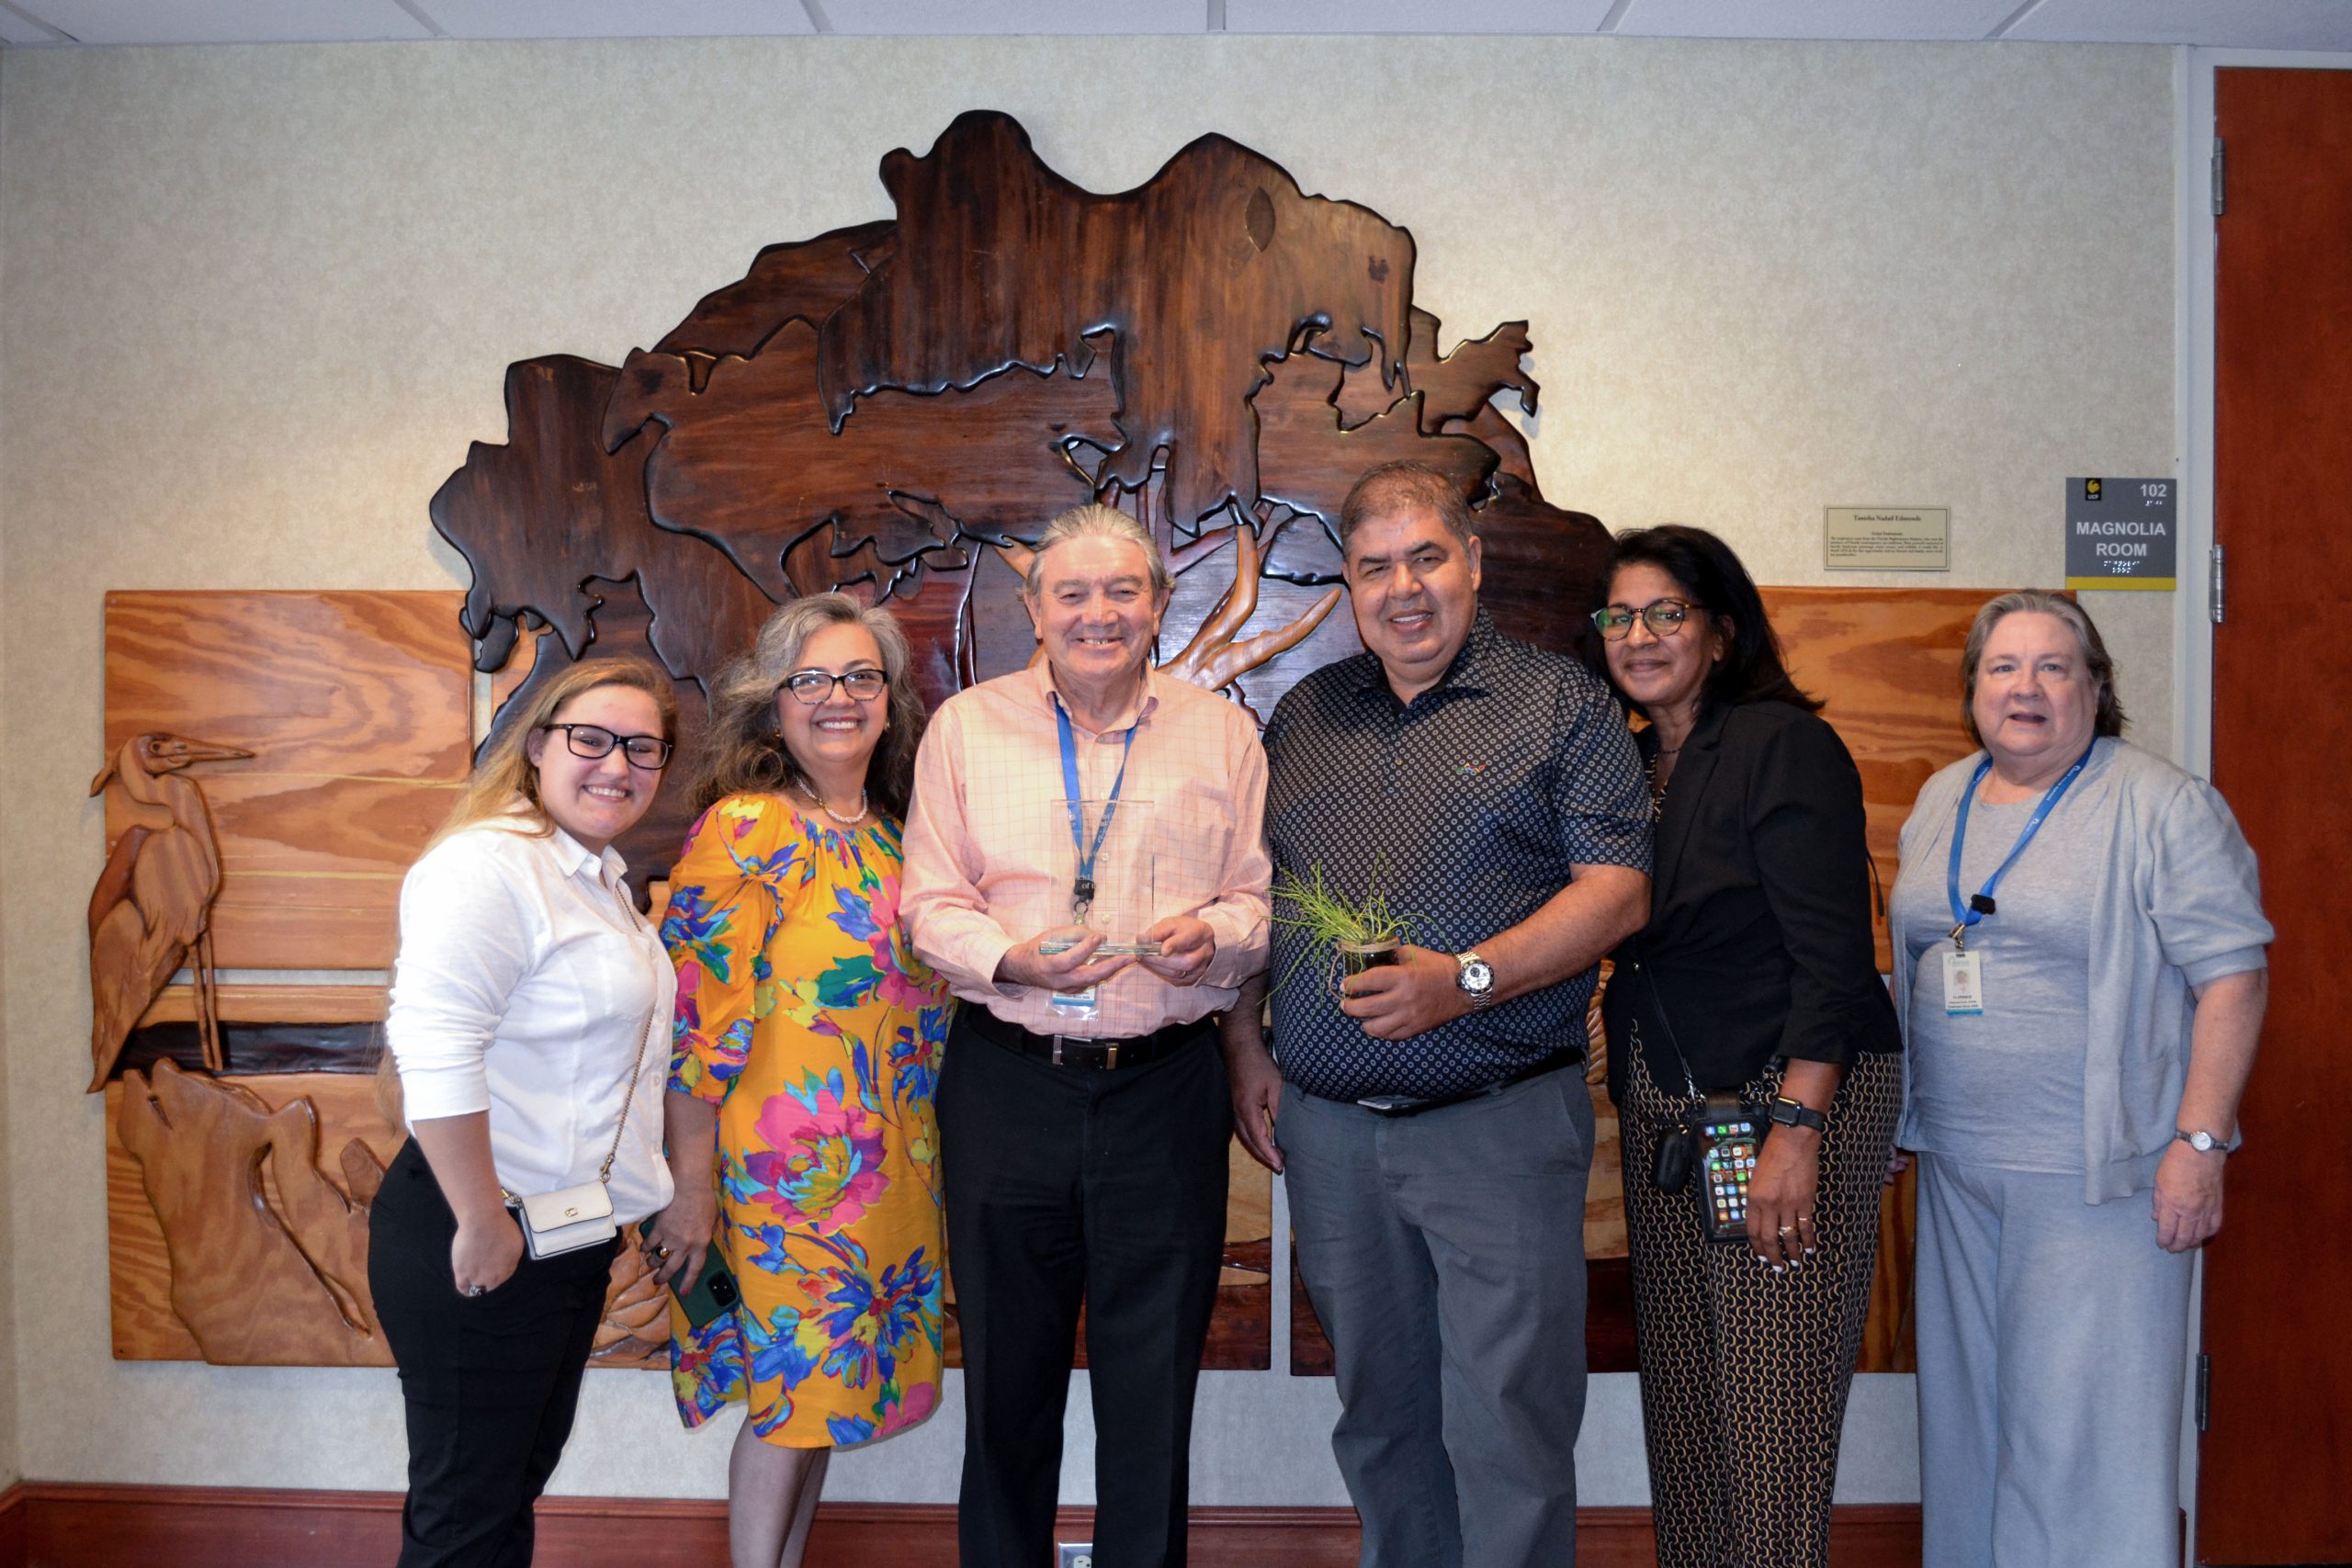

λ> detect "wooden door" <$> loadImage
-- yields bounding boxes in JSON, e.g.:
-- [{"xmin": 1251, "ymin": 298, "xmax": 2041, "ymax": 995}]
[{"xmin": 2200, "ymin": 65, "xmax": 2352, "ymax": 1565}]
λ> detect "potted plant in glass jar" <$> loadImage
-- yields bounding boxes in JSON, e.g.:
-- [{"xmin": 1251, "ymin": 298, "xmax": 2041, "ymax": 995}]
[{"xmin": 1272, "ymin": 865, "xmax": 1416, "ymax": 996}]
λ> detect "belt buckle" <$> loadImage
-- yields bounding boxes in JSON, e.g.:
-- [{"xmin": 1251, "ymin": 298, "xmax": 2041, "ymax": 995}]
[{"xmin": 1048, "ymin": 1035, "xmax": 1117, "ymax": 1069}]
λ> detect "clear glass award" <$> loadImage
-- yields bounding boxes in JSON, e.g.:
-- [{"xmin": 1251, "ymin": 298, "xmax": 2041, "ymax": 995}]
[{"xmin": 1041, "ymin": 796, "xmax": 1161, "ymax": 959}]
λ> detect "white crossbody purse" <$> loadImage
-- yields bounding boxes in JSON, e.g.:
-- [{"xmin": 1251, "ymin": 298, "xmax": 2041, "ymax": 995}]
[{"xmin": 506, "ymin": 901, "xmax": 662, "ymax": 1260}]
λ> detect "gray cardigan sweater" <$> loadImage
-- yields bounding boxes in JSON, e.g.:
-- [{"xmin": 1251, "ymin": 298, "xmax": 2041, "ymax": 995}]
[{"xmin": 1891, "ymin": 737, "xmax": 2273, "ymax": 1203}]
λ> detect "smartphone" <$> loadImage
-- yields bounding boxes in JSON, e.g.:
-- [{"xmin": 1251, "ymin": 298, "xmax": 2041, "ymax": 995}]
[
  {"xmin": 1694, "ymin": 1104, "xmax": 1762, "ymax": 1244},
  {"xmin": 637, "ymin": 1221, "xmax": 741, "ymax": 1330}
]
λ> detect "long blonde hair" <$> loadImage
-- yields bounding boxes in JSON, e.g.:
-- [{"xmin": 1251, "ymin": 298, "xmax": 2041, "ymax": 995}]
[
  {"xmin": 692, "ymin": 594, "xmax": 927, "ymax": 820},
  {"xmin": 380, "ymin": 653, "xmax": 678, "ymax": 1130},
  {"xmin": 431, "ymin": 654, "xmax": 680, "ymax": 850}
]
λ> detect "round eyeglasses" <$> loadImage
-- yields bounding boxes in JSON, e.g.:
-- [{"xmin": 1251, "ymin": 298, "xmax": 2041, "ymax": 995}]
[
  {"xmin": 541, "ymin": 723, "xmax": 673, "ymax": 770},
  {"xmin": 1590, "ymin": 599, "xmax": 1692, "ymax": 641},
  {"xmin": 781, "ymin": 669, "xmax": 889, "ymax": 705}
]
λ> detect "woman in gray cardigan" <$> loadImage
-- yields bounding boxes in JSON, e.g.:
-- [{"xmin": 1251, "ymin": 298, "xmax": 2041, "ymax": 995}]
[{"xmin": 1888, "ymin": 590, "xmax": 2270, "ymax": 1568}]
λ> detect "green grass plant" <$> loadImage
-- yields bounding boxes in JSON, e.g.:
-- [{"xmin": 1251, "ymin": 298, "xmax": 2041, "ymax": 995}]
[{"xmin": 1271, "ymin": 864, "xmax": 1419, "ymax": 997}]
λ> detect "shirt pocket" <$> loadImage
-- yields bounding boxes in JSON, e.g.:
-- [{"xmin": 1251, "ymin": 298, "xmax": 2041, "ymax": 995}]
[{"xmin": 1149, "ymin": 778, "xmax": 1239, "ymax": 916}]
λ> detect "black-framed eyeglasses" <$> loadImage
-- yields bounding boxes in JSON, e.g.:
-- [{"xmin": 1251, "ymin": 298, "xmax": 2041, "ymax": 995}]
[
  {"xmin": 542, "ymin": 724, "xmax": 673, "ymax": 770},
  {"xmin": 1590, "ymin": 599, "xmax": 1693, "ymax": 642},
  {"xmin": 780, "ymin": 668, "xmax": 889, "ymax": 705}
]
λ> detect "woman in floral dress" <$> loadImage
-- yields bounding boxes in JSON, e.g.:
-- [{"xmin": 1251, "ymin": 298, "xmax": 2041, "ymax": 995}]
[{"xmin": 642, "ymin": 594, "xmax": 948, "ymax": 1568}]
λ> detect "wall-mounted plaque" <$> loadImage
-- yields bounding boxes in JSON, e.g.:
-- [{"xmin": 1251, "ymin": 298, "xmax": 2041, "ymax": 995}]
[{"xmin": 1824, "ymin": 506, "xmax": 1951, "ymax": 570}]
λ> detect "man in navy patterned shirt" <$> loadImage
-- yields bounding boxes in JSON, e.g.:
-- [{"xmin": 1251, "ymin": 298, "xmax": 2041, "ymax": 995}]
[{"xmin": 1223, "ymin": 461, "xmax": 1651, "ymax": 1568}]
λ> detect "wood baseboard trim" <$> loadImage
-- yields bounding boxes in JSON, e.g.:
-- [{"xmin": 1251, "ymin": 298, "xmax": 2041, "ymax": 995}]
[{"xmin": 0, "ymin": 1482, "xmax": 1922, "ymax": 1567}]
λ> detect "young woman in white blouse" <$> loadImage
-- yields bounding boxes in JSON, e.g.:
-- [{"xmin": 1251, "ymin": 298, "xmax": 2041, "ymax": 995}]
[{"xmin": 369, "ymin": 656, "xmax": 679, "ymax": 1568}]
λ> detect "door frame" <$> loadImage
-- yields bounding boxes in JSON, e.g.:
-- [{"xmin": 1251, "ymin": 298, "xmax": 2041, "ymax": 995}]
[
  {"xmin": 2177, "ymin": 48, "xmax": 2352, "ymax": 1567},
  {"xmin": 2177, "ymin": 47, "xmax": 2352, "ymax": 781}
]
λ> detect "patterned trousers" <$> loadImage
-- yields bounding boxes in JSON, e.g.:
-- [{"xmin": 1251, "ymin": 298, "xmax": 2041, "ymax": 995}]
[{"xmin": 1617, "ymin": 1046, "xmax": 1903, "ymax": 1568}]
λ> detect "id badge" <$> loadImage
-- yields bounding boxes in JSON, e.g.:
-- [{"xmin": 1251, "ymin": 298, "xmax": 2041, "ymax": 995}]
[
  {"xmin": 1942, "ymin": 950, "xmax": 1984, "ymax": 1016},
  {"xmin": 1041, "ymin": 931, "xmax": 1098, "ymax": 1016}
]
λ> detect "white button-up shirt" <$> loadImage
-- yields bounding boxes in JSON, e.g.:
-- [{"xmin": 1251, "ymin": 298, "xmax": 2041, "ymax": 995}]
[{"xmin": 386, "ymin": 818, "xmax": 676, "ymax": 1225}]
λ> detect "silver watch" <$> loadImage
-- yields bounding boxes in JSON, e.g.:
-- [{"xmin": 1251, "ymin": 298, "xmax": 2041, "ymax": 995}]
[
  {"xmin": 1454, "ymin": 951, "xmax": 1496, "ymax": 1009},
  {"xmin": 2175, "ymin": 1126, "xmax": 2241, "ymax": 1155}
]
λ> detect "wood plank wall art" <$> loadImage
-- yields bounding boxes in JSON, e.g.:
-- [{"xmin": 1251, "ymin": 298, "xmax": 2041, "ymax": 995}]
[
  {"xmin": 95, "ymin": 112, "xmax": 1989, "ymax": 1380},
  {"xmin": 97, "ymin": 591, "xmax": 673, "ymax": 1367},
  {"xmin": 420, "ymin": 110, "xmax": 1620, "ymax": 1371}
]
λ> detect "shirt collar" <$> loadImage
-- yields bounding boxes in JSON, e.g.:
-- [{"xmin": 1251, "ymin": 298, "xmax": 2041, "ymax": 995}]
[
  {"xmin": 544, "ymin": 821, "xmax": 628, "ymax": 888},
  {"xmin": 1351, "ymin": 607, "xmax": 1499, "ymax": 703},
  {"xmin": 1029, "ymin": 658, "xmax": 1164, "ymax": 734}
]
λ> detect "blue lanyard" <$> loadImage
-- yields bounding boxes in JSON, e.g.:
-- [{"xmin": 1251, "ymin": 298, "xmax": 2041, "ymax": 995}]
[
  {"xmin": 1052, "ymin": 694, "xmax": 1136, "ymax": 916},
  {"xmin": 1945, "ymin": 743, "xmax": 2094, "ymax": 947}
]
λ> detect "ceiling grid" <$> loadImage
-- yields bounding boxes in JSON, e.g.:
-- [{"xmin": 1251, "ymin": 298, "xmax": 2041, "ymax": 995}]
[{"xmin": 0, "ymin": 0, "xmax": 2344, "ymax": 51}]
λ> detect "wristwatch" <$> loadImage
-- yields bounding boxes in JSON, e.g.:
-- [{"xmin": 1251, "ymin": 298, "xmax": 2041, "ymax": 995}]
[
  {"xmin": 1768, "ymin": 1096, "xmax": 1828, "ymax": 1134},
  {"xmin": 2175, "ymin": 1126, "xmax": 2242, "ymax": 1155},
  {"xmin": 1454, "ymin": 951, "xmax": 1497, "ymax": 1010}
]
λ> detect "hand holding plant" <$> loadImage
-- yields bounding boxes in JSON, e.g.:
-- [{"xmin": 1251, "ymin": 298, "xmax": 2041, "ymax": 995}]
[{"xmin": 1271, "ymin": 865, "xmax": 1419, "ymax": 999}]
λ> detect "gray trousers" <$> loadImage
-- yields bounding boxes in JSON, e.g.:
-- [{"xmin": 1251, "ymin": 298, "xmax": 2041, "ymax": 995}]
[
  {"xmin": 1915, "ymin": 1154, "xmax": 2194, "ymax": 1568},
  {"xmin": 1279, "ymin": 1069, "xmax": 1593, "ymax": 1568}
]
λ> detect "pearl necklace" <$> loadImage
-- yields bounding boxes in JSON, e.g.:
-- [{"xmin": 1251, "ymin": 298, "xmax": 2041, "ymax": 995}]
[{"xmin": 797, "ymin": 783, "xmax": 869, "ymax": 827}]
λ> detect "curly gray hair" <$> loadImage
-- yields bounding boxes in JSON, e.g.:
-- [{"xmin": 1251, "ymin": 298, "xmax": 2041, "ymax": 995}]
[{"xmin": 691, "ymin": 592, "xmax": 927, "ymax": 819}]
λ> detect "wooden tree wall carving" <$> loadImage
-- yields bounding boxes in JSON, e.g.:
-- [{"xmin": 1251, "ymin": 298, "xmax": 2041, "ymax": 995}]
[
  {"xmin": 420, "ymin": 108, "xmax": 1610, "ymax": 1373},
  {"xmin": 430, "ymin": 109, "xmax": 1612, "ymax": 891}
]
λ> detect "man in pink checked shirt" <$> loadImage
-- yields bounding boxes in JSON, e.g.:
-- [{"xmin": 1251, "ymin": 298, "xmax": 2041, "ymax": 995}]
[{"xmin": 901, "ymin": 502, "xmax": 1272, "ymax": 1568}]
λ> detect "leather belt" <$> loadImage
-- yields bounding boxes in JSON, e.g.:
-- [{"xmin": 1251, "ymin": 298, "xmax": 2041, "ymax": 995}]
[
  {"xmin": 960, "ymin": 1006, "xmax": 1215, "ymax": 1071},
  {"xmin": 1357, "ymin": 1045, "xmax": 1586, "ymax": 1118}
]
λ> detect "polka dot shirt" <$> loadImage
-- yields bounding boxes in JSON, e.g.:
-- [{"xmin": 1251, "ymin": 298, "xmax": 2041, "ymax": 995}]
[{"xmin": 1262, "ymin": 611, "xmax": 1651, "ymax": 1101}]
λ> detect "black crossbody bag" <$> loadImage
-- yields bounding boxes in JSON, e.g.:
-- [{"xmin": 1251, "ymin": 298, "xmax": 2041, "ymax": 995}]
[{"xmin": 1627, "ymin": 952, "xmax": 1767, "ymax": 1244}]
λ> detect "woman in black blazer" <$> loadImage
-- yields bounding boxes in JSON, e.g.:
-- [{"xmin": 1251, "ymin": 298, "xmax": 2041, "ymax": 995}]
[{"xmin": 1592, "ymin": 526, "xmax": 1902, "ymax": 1568}]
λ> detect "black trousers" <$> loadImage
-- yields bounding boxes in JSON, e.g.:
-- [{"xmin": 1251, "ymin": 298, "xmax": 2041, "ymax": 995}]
[
  {"xmin": 937, "ymin": 1014, "xmax": 1231, "ymax": 1568},
  {"xmin": 367, "ymin": 1139, "xmax": 620, "ymax": 1568}
]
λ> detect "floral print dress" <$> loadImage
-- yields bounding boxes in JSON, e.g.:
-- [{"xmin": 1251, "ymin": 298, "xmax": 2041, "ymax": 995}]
[{"xmin": 660, "ymin": 795, "xmax": 950, "ymax": 1448}]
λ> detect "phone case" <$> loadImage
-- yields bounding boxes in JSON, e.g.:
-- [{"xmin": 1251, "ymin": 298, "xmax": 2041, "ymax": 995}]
[
  {"xmin": 1692, "ymin": 1099, "xmax": 1762, "ymax": 1243},
  {"xmin": 638, "ymin": 1221, "xmax": 741, "ymax": 1330}
]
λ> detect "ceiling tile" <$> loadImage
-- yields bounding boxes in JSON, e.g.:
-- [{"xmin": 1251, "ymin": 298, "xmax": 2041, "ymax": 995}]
[
  {"xmin": 1227, "ymin": 0, "xmax": 1615, "ymax": 32},
  {"xmin": 1612, "ymin": 0, "xmax": 2022, "ymax": 42},
  {"xmin": 0, "ymin": 1, "xmax": 70, "ymax": 43},
  {"xmin": 18, "ymin": 0, "xmax": 432, "ymax": 44},
  {"xmin": 419, "ymin": 0, "xmax": 814, "ymax": 39},
  {"xmin": 2004, "ymin": 0, "xmax": 2352, "ymax": 50},
  {"xmin": 820, "ymin": 0, "xmax": 1205, "ymax": 33}
]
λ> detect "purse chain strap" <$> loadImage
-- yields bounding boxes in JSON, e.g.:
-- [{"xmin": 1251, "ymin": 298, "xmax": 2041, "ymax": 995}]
[{"xmin": 595, "ymin": 884, "xmax": 662, "ymax": 1187}]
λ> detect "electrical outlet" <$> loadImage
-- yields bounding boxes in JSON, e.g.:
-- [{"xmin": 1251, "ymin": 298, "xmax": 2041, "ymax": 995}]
[{"xmin": 1057, "ymin": 1546, "xmax": 1094, "ymax": 1568}]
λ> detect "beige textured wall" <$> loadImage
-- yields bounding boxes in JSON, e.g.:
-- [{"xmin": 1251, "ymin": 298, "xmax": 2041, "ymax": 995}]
[{"xmin": 0, "ymin": 35, "xmax": 2175, "ymax": 1502}]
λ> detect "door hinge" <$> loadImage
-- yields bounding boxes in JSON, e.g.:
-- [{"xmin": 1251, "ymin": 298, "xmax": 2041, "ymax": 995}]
[
  {"xmin": 2211, "ymin": 137, "xmax": 2226, "ymax": 217},
  {"xmin": 2196, "ymin": 1351, "xmax": 2211, "ymax": 1431},
  {"xmin": 2210, "ymin": 543, "xmax": 2225, "ymax": 624}
]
